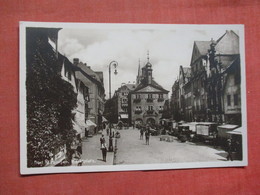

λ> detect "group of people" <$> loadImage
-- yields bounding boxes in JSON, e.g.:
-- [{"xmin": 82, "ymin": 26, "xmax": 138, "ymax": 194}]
[
  {"xmin": 99, "ymin": 127, "xmax": 121, "ymax": 162},
  {"xmin": 140, "ymin": 126, "xmax": 151, "ymax": 145}
]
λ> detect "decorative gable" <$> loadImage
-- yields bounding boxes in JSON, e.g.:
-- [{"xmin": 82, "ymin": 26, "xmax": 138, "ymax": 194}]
[{"xmin": 135, "ymin": 85, "xmax": 162, "ymax": 93}]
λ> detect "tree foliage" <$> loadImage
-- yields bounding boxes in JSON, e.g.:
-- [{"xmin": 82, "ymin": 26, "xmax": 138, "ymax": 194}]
[{"xmin": 26, "ymin": 28, "xmax": 77, "ymax": 167}]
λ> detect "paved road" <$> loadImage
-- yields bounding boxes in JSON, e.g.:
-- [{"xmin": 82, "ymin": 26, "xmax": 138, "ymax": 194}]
[{"xmin": 115, "ymin": 127, "xmax": 227, "ymax": 165}]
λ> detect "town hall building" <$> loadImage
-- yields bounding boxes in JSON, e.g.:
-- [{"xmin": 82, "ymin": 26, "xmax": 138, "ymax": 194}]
[{"xmin": 129, "ymin": 56, "xmax": 169, "ymax": 126}]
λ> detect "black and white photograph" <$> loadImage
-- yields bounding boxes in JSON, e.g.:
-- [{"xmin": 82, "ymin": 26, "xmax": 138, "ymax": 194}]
[{"xmin": 20, "ymin": 22, "xmax": 247, "ymax": 174}]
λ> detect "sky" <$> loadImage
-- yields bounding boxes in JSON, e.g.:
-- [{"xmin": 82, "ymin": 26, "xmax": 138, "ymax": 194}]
[{"xmin": 57, "ymin": 24, "xmax": 239, "ymax": 99}]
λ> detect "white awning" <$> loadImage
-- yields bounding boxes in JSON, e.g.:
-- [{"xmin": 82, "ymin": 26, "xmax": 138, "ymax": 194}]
[
  {"xmin": 227, "ymin": 127, "xmax": 243, "ymax": 135},
  {"xmin": 86, "ymin": 120, "xmax": 97, "ymax": 127},
  {"xmin": 120, "ymin": 114, "xmax": 128, "ymax": 119},
  {"xmin": 72, "ymin": 120, "xmax": 82, "ymax": 134},
  {"xmin": 218, "ymin": 124, "xmax": 238, "ymax": 130}
]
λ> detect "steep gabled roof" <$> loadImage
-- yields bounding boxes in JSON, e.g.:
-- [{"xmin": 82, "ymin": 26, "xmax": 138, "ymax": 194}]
[
  {"xmin": 125, "ymin": 84, "xmax": 136, "ymax": 91},
  {"xmin": 77, "ymin": 63, "xmax": 102, "ymax": 83},
  {"xmin": 190, "ymin": 41, "xmax": 211, "ymax": 64},
  {"xmin": 195, "ymin": 41, "xmax": 211, "ymax": 55},
  {"xmin": 131, "ymin": 79, "xmax": 168, "ymax": 93},
  {"xmin": 74, "ymin": 63, "xmax": 104, "ymax": 92},
  {"xmin": 215, "ymin": 30, "xmax": 239, "ymax": 55},
  {"xmin": 183, "ymin": 67, "xmax": 191, "ymax": 79}
]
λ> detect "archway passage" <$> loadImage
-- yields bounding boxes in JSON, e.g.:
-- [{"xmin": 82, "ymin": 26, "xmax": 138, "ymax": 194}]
[
  {"xmin": 146, "ymin": 118, "xmax": 155, "ymax": 125},
  {"xmin": 135, "ymin": 118, "xmax": 143, "ymax": 125}
]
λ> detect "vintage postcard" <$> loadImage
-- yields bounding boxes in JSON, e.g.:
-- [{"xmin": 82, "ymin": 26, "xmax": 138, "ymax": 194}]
[{"xmin": 20, "ymin": 22, "xmax": 247, "ymax": 174}]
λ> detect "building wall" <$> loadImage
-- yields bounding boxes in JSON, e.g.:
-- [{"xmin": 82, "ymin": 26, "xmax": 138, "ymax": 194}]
[
  {"xmin": 60, "ymin": 62, "xmax": 77, "ymax": 93},
  {"xmin": 117, "ymin": 85, "xmax": 132, "ymax": 123},
  {"xmin": 223, "ymin": 73, "xmax": 241, "ymax": 124},
  {"xmin": 75, "ymin": 82, "xmax": 86, "ymax": 137},
  {"xmin": 131, "ymin": 92, "xmax": 168, "ymax": 125}
]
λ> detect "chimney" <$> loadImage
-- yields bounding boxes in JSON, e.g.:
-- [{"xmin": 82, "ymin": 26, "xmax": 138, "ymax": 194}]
[{"xmin": 73, "ymin": 58, "xmax": 79, "ymax": 66}]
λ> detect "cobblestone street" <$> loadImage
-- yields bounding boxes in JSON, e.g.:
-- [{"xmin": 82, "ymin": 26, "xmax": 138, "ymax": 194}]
[{"xmin": 115, "ymin": 127, "xmax": 227, "ymax": 165}]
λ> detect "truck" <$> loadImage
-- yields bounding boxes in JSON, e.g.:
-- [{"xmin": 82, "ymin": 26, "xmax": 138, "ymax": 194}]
[
  {"xmin": 194, "ymin": 122, "xmax": 218, "ymax": 142},
  {"xmin": 217, "ymin": 124, "xmax": 239, "ymax": 146},
  {"xmin": 185, "ymin": 122, "xmax": 200, "ymax": 141},
  {"xmin": 177, "ymin": 124, "xmax": 192, "ymax": 142}
]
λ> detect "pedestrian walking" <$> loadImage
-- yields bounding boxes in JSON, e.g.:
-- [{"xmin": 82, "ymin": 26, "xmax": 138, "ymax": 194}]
[
  {"xmin": 226, "ymin": 138, "xmax": 233, "ymax": 161},
  {"xmin": 145, "ymin": 127, "xmax": 150, "ymax": 145},
  {"xmin": 212, "ymin": 131, "xmax": 218, "ymax": 148},
  {"xmin": 106, "ymin": 123, "xmax": 109, "ymax": 136},
  {"xmin": 140, "ymin": 127, "xmax": 144, "ymax": 140},
  {"xmin": 85, "ymin": 128, "xmax": 89, "ymax": 138},
  {"xmin": 101, "ymin": 143, "xmax": 108, "ymax": 162},
  {"xmin": 100, "ymin": 134, "xmax": 105, "ymax": 148}
]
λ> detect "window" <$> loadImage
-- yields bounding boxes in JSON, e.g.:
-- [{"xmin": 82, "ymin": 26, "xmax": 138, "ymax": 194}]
[
  {"xmin": 159, "ymin": 94, "xmax": 163, "ymax": 99},
  {"xmin": 136, "ymin": 106, "xmax": 141, "ymax": 111},
  {"xmin": 148, "ymin": 105, "xmax": 153, "ymax": 111},
  {"xmin": 148, "ymin": 94, "xmax": 153, "ymax": 99},
  {"xmin": 135, "ymin": 94, "xmax": 141, "ymax": 99},
  {"xmin": 227, "ymin": 95, "xmax": 231, "ymax": 106},
  {"xmin": 234, "ymin": 94, "xmax": 239, "ymax": 106}
]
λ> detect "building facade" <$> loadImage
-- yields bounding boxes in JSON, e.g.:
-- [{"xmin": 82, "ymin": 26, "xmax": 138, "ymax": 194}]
[
  {"xmin": 73, "ymin": 59, "xmax": 105, "ymax": 133},
  {"xmin": 170, "ymin": 30, "xmax": 241, "ymax": 125},
  {"xmin": 130, "ymin": 58, "xmax": 169, "ymax": 126},
  {"xmin": 114, "ymin": 83, "xmax": 136, "ymax": 124}
]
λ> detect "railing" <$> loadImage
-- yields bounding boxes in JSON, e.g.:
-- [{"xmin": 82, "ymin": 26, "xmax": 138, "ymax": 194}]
[
  {"xmin": 134, "ymin": 110, "xmax": 142, "ymax": 114},
  {"xmin": 147, "ymin": 110, "xmax": 154, "ymax": 115},
  {"xmin": 133, "ymin": 98, "xmax": 141, "ymax": 103},
  {"xmin": 157, "ymin": 98, "xmax": 164, "ymax": 102},
  {"xmin": 146, "ymin": 98, "xmax": 153, "ymax": 103},
  {"xmin": 121, "ymin": 103, "xmax": 128, "ymax": 108}
]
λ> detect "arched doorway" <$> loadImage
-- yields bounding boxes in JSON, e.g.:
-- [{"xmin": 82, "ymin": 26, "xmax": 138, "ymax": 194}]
[
  {"xmin": 146, "ymin": 118, "xmax": 155, "ymax": 125},
  {"xmin": 135, "ymin": 118, "xmax": 143, "ymax": 126}
]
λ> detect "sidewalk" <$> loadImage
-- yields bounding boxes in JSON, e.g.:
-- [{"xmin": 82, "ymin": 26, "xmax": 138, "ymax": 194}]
[{"xmin": 80, "ymin": 130, "xmax": 115, "ymax": 166}]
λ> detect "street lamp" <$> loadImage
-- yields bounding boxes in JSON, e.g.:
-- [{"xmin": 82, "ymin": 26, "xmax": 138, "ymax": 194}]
[
  {"xmin": 109, "ymin": 61, "xmax": 118, "ymax": 99},
  {"xmin": 108, "ymin": 61, "xmax": 118, "ymax": 152}
]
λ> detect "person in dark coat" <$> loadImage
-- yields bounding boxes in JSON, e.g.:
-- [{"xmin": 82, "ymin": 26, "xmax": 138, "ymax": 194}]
[
  {"xmin": 140, "ymin": 127, "xmax": 144, "ymax": 140},
  {"xmin": 100, "ymin": 134, "xmax": 105, "ymax": 148},
  {"xmin": 101, "ymin": 143, "xmax": 107, "ymax": 162},
  {"xmin": 145, "ymin": 127, "xmax": 150, "ymax": 145},
  {"xmin": 85, "ymin": 128, "xmax": 89, "ymax": 138},
  {"xmin": 226, "ymin": 138, "xmax": 233, "ymax": 161}
]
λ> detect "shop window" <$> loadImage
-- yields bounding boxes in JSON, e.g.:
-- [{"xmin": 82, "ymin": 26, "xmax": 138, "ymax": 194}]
[
  {"xmin": 227, "ymin": 95, "xmax": 231, "ymax": 106},
  {"xmin": 234, "ymin": 94, "xmax": 239, "ymax": 106}
]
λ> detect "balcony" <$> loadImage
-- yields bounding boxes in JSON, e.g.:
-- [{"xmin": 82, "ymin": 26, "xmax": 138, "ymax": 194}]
[
  {"xmin": 157, "ymin": 98, "xmax": 164, "ymax": 102},
  {"xmin": 158, "ymin": 110, "xmax": 163, "ymax": 114},
  {"xmin": 146, "ymin": 98, "xmax": 153, "ymax": 103},
  {"xmin": 146, "ymin": 110, "xmax": 154, "ymax": 115},
  {"xmin": 121, "ymin": 103, "xmax": 128, "ymax": 108},
  {"xmin": 134, "ymin": 110, "xmax": 142, "ymax": 114},
  {"xmin": 133, "ymin": 98, "xmax": 141, "ymax": 103}
]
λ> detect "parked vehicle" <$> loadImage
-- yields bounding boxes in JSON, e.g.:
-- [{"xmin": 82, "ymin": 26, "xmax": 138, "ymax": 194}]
[
  {"xmin": 185, "ymin": 122, "xmax": 200, "ymax": 141},
  {"xmin": 217, "ymin": 124, "xmax": 239, "ymax": 146},
  {"xmin": 177, "ymin": 124, "xmax": 192, "ymax": 142},
  {"xmin": 194, "ymin": 122, "xmax": 218, "ymax": 142},
  {"xmin": 227, "ymin": 127, "xmax": 243, "ymax": 160}
]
